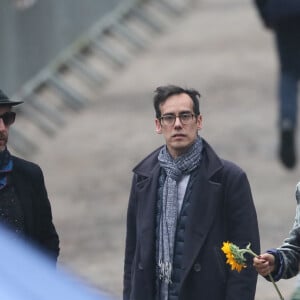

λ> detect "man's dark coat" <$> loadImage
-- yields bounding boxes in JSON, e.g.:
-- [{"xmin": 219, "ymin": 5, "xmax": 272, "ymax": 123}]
[
  {"xmin": 11, "ymin": 156, "xmax": 59, "ymax": 261},
  {"xmin": 124, "ymin": 139, "xmax": 260, "ymax": 300}
]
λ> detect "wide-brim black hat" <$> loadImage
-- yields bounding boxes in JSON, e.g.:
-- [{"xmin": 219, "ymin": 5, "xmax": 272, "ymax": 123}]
[{"xmin": 0, "ymin": 89, "xmax": 23, "ymax": 106}]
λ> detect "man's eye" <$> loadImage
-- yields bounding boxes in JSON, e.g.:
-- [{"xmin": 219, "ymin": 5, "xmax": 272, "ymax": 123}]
[
  {"xmin": 180, "ymin": 114, "xmax": 190, "ymax": 119},
  {"xmin": 164, "ymin": 116, "xmax": 174, "ymax": 121}
]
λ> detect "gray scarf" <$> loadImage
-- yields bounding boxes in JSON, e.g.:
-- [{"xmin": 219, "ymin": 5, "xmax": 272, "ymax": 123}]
[{"xmin": 157, "ymin": 136, "xmax": 203, "ymax": 285}]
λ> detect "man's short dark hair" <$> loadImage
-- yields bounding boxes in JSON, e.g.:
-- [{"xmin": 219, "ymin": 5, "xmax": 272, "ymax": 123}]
[{"xmin": 153, "ymin": 85, "xmax": 201, "ymax": 118}]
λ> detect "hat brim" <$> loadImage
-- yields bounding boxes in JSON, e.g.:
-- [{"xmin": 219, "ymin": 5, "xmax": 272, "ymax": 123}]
[{"xmin": 0, "ymin": 100, "xmax": 23, "ymax": 106}]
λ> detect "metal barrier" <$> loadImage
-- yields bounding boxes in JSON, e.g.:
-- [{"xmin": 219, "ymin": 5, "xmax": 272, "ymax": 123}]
[{"xmin": 9, "ymin": 0, "xmax": 192, "ymax": 157}]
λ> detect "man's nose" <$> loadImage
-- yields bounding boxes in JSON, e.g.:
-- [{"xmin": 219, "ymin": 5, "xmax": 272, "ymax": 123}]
[
  {"xmin": 174, "ymin": 116, "xmax": 183, "ymax": 126},
  {"xmin": 0, "ymin": 118, "xmax": 6, "ymax": 130}
]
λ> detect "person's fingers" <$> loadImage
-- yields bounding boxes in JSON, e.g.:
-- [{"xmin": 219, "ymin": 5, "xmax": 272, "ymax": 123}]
[{"xmin": 253, "ymin": 256, "xmax": 266, "ymax": 266}]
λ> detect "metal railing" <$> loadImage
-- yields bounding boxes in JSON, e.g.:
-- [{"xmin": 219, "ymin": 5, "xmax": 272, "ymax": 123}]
[{"xmin": 9, "ymin": 0, "xmax": 192, "ymax": 157}]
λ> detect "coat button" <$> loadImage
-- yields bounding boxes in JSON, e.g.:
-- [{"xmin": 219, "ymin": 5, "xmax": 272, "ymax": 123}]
[
  {"xmin": 138, "ymin": 262, "xmax": 144, "ymax": 270},
  {"xmin": 193, "ymin": 263, "xmax": 201, "ymax": 272}
]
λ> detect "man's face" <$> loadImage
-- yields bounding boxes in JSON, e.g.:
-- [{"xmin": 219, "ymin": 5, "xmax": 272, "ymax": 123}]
[
  {"xmin": 0, "ymin": 106, "xmax": 13, "ymax": 151},
  {"xmin": 155, "ymin": 93, "xmax": 202, "ymax": 158}
]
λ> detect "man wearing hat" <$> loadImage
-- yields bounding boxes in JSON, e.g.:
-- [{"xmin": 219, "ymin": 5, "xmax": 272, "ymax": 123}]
[{"xmin": 0, "ymin": 89, "xmax": 59, "ymax": 262}]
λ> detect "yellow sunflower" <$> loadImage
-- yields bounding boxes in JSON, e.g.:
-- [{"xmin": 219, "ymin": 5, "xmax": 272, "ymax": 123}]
[
  {"xmin": 221, "ymin": 241, "xmax": 246, "ymax": 272},
  {"xmin": 221, "ymin": 241, "xmax": 284, "ymax": 300}
]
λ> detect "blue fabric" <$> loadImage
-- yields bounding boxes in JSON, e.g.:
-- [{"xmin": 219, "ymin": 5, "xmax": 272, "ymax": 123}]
[
  {"xmin": 0, "ymin": 149, "xmax": 13, "ymax": 190},
  {"xmin": 0, "ymin": 225, "xmax": 110, "ymax": 300},
  {"xmin": 266, "ymin": 248, "xmax": 284, "ymax": 281},
  {"xmin": 278, "ymin": 73, "xmax": 298, "ymax": 127}
]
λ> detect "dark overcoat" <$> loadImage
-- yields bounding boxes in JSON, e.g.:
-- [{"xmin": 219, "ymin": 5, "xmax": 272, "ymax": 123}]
[
  {"xmin": 123, "ymin": 139, "xmax": 260, "ymax": 300},
  {"xmin": 10, "ymin": 155, "xmax": 60, "ymax": 261}
]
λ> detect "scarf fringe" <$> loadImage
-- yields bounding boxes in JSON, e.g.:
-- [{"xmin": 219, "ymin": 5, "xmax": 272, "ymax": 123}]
[{"xmin": 158, "ymin": 260, "xmax": 172, "ymax": 283}]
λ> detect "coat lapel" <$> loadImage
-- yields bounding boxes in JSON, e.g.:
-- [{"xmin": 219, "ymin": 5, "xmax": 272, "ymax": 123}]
[
  {"xmin": 181, "ymin": 159, "xmax": 222, "ymax": 281},
  {"xmin": 138, "ymin": 166, "xmax": 159, "ymax": 259}
]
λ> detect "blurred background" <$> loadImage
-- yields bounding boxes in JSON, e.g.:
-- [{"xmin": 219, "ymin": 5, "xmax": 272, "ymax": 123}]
[{"xmin": 2, "ymin": 0, "xmax": 300, "ymax": 299}]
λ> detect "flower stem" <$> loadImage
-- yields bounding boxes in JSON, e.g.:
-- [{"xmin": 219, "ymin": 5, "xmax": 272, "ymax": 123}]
[{"xmin": 267, "ymin": 274, "xmax": 284, "ymax": 300}]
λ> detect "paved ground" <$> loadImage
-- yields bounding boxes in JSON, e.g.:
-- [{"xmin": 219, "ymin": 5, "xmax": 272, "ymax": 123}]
[{"xmin": 20, "ymin": 0, "xmax": 300, "ymax": 299}]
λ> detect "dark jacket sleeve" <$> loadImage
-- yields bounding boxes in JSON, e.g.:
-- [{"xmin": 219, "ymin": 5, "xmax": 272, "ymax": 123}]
[
  {"xmin": 31, "ymin": 165, "xmax": 60, "ymax": 261},
  {"xmin": 13, "ymin": 157, "xmax": 60, "ymax": 262},
  {"xmin": 274, "ymin": 224, "xmax": 300, "ymax": 279}
]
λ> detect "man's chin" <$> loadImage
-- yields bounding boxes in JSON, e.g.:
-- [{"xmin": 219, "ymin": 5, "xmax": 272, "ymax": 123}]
[{"xmin": 0, "ymin": 143, "xmax": 7, "ymax": 152}]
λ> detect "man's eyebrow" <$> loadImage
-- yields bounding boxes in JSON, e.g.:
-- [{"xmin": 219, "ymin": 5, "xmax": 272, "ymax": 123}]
[{"xmin": 162, "ymin": 110, "xmax": 191, "ymax": 115}]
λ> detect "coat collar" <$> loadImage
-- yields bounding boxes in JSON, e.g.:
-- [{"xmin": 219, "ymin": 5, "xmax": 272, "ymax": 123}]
[{"xmin": 133, "ymin": 138, "xmax": 224, "ymax": 180}]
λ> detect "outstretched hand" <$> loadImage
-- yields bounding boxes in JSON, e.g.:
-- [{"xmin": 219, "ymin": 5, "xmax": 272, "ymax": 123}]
[{"xmin": 253, "ymin": 253, "xmax": 276, "ymax": 276}]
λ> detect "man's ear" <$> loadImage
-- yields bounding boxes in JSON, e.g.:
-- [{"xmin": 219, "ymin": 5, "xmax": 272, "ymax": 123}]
[
  {"xmin": 197, "ymin": 114, "xmax": 203, "ymax": 130},
  {"xmin": 155, "ymin": 118, "xmax": 162, "ymax": 134}
]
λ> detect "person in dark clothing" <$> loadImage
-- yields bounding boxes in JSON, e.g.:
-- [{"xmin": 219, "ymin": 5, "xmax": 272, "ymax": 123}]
[
  {"xmin": 254, "ymin": 0, "xmax": 300, "ymax": 169},
  {"xmin": 0, "ymin": 89, "xmax": 59, "ymax": 262},
  {"xmin": 253, "ymin": 182, "xmax": 300, "ymax": 300},
  {"xmin": 123, "ymin": 85, "xmax": 260, "ymax": 300}
]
